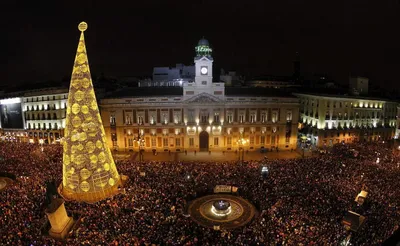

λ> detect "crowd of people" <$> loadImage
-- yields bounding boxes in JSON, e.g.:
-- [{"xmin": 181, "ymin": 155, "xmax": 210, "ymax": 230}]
[{"xmin": 1, "ymin": 141, "xmax": 400, "ymax": 245}]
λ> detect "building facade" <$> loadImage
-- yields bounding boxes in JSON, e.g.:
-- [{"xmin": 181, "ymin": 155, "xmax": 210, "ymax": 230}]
[
  {"xmin": 23, "ymin": 88, "xmax": 68, "ymax": 143},
  {"xmin": 0, "ymin": 87, "xmax": 68, "ymax": 143},
  {"xmin": 295, "ymin": 93, "xmax": 398, "ymax": 147},
  {"xmin": 100, "ymin": 39, "xmax": 299, "ymax": 152}
]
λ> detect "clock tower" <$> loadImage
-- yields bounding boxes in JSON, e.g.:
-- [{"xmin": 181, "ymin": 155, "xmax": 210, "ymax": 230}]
[
  {"xmin": 183, "ymin": 37, "xmax": 224, "ymax": 99},
  {"xmin": 194, "ymin": 38, "xmax": 213, "ymax": 87}
]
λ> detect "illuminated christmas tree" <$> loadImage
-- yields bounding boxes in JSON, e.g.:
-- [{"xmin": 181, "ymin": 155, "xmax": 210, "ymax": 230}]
[{"xmin": 59, "ymin": 22, "xmax": 121, "ymax": 203}]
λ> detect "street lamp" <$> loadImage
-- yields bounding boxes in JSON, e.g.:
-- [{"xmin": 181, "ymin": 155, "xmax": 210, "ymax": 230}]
[
  {"xmin": 237, "ymin": 135, "xmax": 248, "ymax": 163},
  {"xmin": 300, "ymin": 135, "xmax": 307, "ymax": 158},
  {"xmin": 134, "ymin": 129, "xmax": 145, "ymax": 161},
  {"xmin": 39, "ymin": 139, "xmax": 44, "ymax": 152}
]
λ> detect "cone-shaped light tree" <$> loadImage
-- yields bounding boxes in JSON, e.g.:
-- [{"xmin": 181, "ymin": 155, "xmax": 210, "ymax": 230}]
[{"xmin": 59, "ymin": 22, "xmax": 121, "ymax": 203}]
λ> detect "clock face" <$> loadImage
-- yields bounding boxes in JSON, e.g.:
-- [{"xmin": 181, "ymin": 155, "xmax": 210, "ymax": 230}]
[{"xmin": 201, "ymin": 66, "xmax": 208, "ymax": 75}]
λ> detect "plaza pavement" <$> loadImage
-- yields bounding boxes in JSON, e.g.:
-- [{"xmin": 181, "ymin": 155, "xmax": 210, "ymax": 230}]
[{"xmin": 113, "ymin": 148, "xmax": 315, "ymax": 162}]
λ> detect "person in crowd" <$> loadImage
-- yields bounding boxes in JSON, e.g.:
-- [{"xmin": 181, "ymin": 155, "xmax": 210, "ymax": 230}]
[{"xmin": 0, "ymin": 141, "xmax": 399, "ymax": 245}]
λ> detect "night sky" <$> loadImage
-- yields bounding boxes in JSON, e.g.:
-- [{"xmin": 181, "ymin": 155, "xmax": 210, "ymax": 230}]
[{"xmin": 2, "ymin": 0, "xmax": 400, "ymax": 90}]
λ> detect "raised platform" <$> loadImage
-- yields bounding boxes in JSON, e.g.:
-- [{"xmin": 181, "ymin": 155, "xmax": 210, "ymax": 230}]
[
  {"xmin": 188, "ymin": 194, "xmax": 256, "ymax": 230},
  {"xmin": 45, "ymin": 198, "xmax": 74, "ymax": 240},
  {"xmin": 58, "ymin": 175, "xmax": 128, "ymax": 203}
]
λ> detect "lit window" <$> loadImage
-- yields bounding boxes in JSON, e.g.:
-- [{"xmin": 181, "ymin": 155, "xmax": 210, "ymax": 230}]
[
  {"xmin": 261, "ymin": 113, "xmax": 266, "ymax": 123},
  {"xmin": 163, "ymin": 138, "xmax": 168, "ymax": 147},
  {"xmin": 214, "ymin": 113, "xmax": 219, "ymax": 123},
  {"xmin": 260, "ymin": 136, "xmax": 265, "ymax": 145},
  {"xmin": 272, "ymin": 112, "xmax": 278, "ymax": 123},
  {"xmin": 110, "ymin": 115, "xmax": 116, "ymax": 125},
  {"xmin": 286, "ymin": 111, "xmax": 292, "ymax": 121},
  {"xmin": 227, "ymin": 114, "xmax": 233, "ymax": 123}
]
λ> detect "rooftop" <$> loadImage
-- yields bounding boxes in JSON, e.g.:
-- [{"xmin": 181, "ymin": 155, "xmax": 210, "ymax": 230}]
[
  {"xmin": 226, "ymin": 87, "xmax": 296, "ymax": 97},
  {"xmin": 105, "ymin": 86, "xmax": 183, "ymax": 98},
  {"xmin": 294, "ymin": 91, "xmax": 398, "ymax": 102}
]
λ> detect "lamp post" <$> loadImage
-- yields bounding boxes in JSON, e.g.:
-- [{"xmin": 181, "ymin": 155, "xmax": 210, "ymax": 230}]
[
  {"xmin": 134, "ymin": 129, "xmax": 145, "ymax": 161},
  {"xmin": 237, "ymin": 134, "xmax": 248, "ymax": 163},
  {"xmin": 300, "ymin": 135, "xmax": 307, "ymax": 158},
  {"xmin": 39, "ymin": 138, "xmax": 44, "ymax": 152}
]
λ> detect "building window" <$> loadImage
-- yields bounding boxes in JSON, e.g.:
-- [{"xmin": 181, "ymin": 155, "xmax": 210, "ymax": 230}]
[
  {"xmin": 202, "ymin": 81, "xmax": 207, "ymax": 85},
  {"xmin": 110, "ymin": 115, "xmax": 116, "ymax": 125},
  {"xmin": 175, "ymin": 138, "xmax": 181, "ymax": 147},
  {"xmin": 162, "ymin": 113, "xmax": 168, "ymax": 124},
  {"xmin": 214, "ymin": 113, "xmax": 219, "ymax": 123},
  {"xmin": 126, "ymin": 115, "xmax": 132, "ymax": 125},
  {"xmin": 239, "ymin": 115, "xmax": 244, "ymax": 123},
  {"xmin": 250, "ymin": 114, "xmax": 256, "ymax": 123},
  {"xmin": 286, "ymin": 111, "xmax": 292, "ymax": 121},
  {"xmin": 163, "ymin": 138, "xmax": 168, "ymax": 147},
  {"xmin": 188, "ymin": 110, "xmax": 195, "ymax": 123},
  {"xmin": 227, "ymin": 137, "xmax": 232, "ymax": 145},
  {"xmin": 272, "ymin": 112, "xmax": 278, "ymax": 123},
  {"xmin": 227, "ymin": 114, "xmax": 233, "ymax": 123},
  {"xmin": 261, "ymin": 113, "xmax": 266, "ymax": 123},
  {"xmin": 128, "ymin": 138, "xmax": 134, "ymax": 147},
  {"xmin": 151, "ymin": 138, "xmax": 156, "ymax": 147},
  {"xmin": 138, "ymin": 116, "xmax": 143, "ymax": 125},
  {"xmin": 189, "ymin": 138, "xmax": 194, "ymax": 147},
  {"xmin": 214, "ymin": 137, "xmax": 219, "ymax": 146},
  {"xmin": 250, "ymin": 136, "xmax": 254, "ymax": 145},
  {"xmin": 201, "ymin": 115, "xmax": 208, "ymax": 123},
  {"xmin": 174, "ymin": 115, "xmax": 180, "ymax": 124},
  {"xmin": 260, "ymin": 136, "xmax": 265, "ymax": 145}
]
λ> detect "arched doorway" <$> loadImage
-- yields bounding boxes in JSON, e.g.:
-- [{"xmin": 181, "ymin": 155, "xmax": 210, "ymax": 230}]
[{"xmin": 199, "ymin": 131, "xmax": 209, "ymax": 151}]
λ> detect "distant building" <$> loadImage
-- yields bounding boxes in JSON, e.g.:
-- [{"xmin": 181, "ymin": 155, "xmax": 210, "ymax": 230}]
[
  {"xmin": 100, "ymin": 38, "xmax": 299, "ymax": 152},
  {"xmin": 139, "ymin": 64, "xmax": 195, "ymax": 87},
  {"xmin": 153, "ymin": 64, "xmax": 195, "ymax": 82},
  {"xmin": 0, "ymin": 83, "xmax": 106, "ymax": 143},
  {"xmin": 220, "ymin": 70, "xmax": 244, "ymax": 87},
  {"xmin": 0, "ymin": 87, "xmax": 68, "ymax": 143},
  {"xmin": 23, "ymin": 88, "xmax": 68, "ymax": 143},
  {"xmin": 295, "ymin": 92, "xmax": 398, "ymax": 147},
  {"xmin": 349, "ymin": 76, "xmax": 369, "ymax": 96},
  {"xmin": 245, "ymin": 76, "xmax": 299, "ymax": 89}
]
